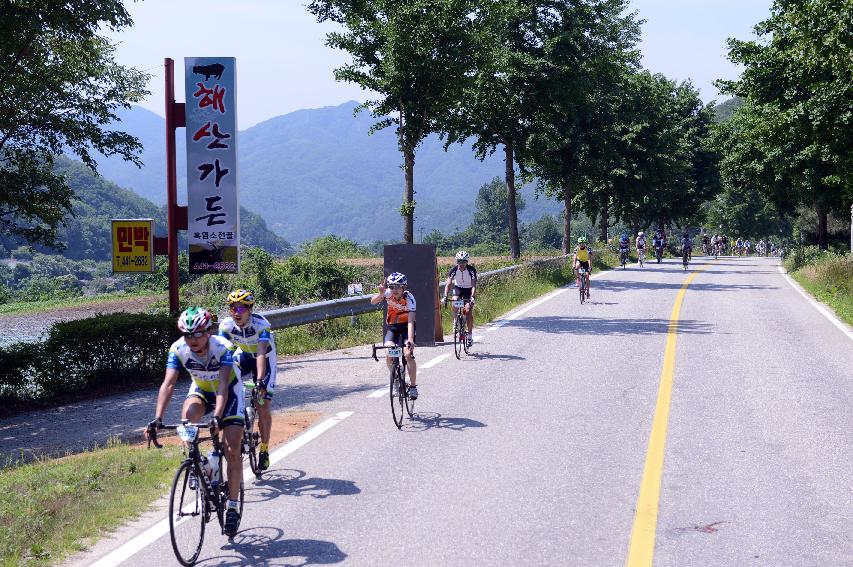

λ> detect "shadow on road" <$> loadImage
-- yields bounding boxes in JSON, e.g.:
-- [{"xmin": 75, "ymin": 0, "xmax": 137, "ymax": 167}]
[
  {"xmin": 594, "ymin": 280, "xmax": 778, "ymax": 293},
  {"xmin": 244, "ymin": 469, "xmax": 360, "ymax": 504},
  {"xmin": 403, "ymin": 412, "xmax": 487, "ymax": 432},
  {"xmin": 509, "ymin": 316, "xmax": 714, "ymax": 336},
  {"xmin": 200, "ymin": 526, "xmax": 346, "ymax": 566},
  {"xmin": 469, "ymin": 352, "xmax": 525, "ymax": 362},
  {"xmin": 277, "ymin": 383, "xmax": 377, "ymax": 410}
]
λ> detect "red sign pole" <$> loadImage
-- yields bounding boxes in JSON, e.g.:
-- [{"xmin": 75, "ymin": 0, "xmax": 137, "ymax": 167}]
[{"xmin": 159, "ymin": 58, "xmax": 187, "ymax": 315}]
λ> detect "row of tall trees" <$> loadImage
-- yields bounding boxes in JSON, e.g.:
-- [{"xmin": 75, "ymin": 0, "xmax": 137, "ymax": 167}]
[
  {"xmin": 308, "ymin": 0, "xmax": 720, "ymax": 256},
  {"xmin": 716, "ymin": 0, "xmax": 853, "ymax": 249}
]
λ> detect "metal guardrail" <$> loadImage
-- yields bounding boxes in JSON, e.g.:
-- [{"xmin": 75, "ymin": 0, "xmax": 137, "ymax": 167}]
[{"xmin": 260, "ymin": 254, "xmax": 569, "ymax": 330}]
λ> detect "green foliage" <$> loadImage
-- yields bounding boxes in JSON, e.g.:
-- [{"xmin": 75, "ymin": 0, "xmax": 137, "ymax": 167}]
[
  {"xmin": 0, "ymin": 1, "xmax": 149, "ymax": 248},
  {"xmin": 720, "ymin": 0, "xmax": 853, "ymax": 247},
  {"xmin": 705, "ymin": 184, "xmax": 788, "ymax": 240},
  {"xmin": 0, "ymin": 313, "xmax": 178, "ymax": 404},
  {"xmin": 299, "ymin": 235, "xmax": 372, "ymax": 259},
  {"xmin": 522, "ymin": 214, "xmax": 562, "ymax": 252}
]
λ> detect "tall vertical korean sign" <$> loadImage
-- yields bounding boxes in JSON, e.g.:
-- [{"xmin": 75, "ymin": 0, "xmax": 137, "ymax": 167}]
[{"xmin": 185, "ymin": 57, "xmax": 239, "ymax": 274}]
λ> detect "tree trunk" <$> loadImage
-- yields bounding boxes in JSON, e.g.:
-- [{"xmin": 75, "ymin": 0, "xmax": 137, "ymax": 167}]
[
  {"xmin": 505, "ymin": 143, "xmax": 520, "ymax": 259},
  {"xmin": 815, "ymin": 202, "xmax": 828, "ymax": 250},
  {"xmin": 403, "ymin": 145, "xmax": 415, "ymax": 244},
  {"xmin": 600, "ymin": 197, "xmax": 609, "ymax": 243},
  {"xmin": 562, "ymin": 182, "xmax": 572, "ymax": 254}
]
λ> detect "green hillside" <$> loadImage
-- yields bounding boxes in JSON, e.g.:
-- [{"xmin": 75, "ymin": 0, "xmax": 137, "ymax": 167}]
[
  {"xmin": 0, "ymin": 158, "xmax": 291, "ymax": 260},
  {"xmin": 95, "ymin": 103, "xmax": 561, "ymax": 243}
]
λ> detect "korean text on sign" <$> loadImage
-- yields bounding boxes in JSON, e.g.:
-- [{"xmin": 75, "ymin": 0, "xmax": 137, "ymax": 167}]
[
  {"xmin": 112, "ymin": 219, "xmax": 154, "ymax": 273},
  {"xmin": 184, "ymin": 57, "xmax": 240, "ymax": 275}
]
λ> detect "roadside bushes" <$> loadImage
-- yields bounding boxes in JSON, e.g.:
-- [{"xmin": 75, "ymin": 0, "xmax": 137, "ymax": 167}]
[{"xmin": 0, "ymin": 313, "xmax": 179, "ymax": 405}]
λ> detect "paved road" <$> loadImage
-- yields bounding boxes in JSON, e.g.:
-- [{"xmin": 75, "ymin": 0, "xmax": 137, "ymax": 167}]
[{"xmin": 69, "ymin": 256, "xmax": 853, "ymax": 566}]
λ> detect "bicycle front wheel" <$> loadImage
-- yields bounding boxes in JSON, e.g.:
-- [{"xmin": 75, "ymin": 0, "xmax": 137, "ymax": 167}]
[
  {"xmin": 169, "ymin": 460, "xmax": 207, "ymax": 566},
  {"xmin": 390, "ymin": 364, "xmax": 404, "ymax": 429},
  {"xmin": 453, "ymin": 317, "xmax": 463, "ymax": 360},
  {"xmin": 579, "ymin": 284, "xmax": 586, "ymax": 304}
]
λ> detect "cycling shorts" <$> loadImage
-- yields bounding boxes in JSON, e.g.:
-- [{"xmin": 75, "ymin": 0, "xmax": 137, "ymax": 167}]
[
  {"xmin": 576, "ymin": 260, "xmax": 590, "ymax": 271},
  {"xmin": 186, "ymin": 379, "xmax": 245, "ymax": 427},
  {"xmin": 384, "ymin": 322, "xmax": 416, "ymax": 348},
  {"xmin": 236, "ymin": 351, "xmax": 275, "ymax": 400},
  {"xmin": 452, "ymin": 286, "xmax": 473, "ymax": 301}
]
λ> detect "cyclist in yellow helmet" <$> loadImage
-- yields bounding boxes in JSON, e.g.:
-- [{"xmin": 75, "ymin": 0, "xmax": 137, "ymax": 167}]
[
  {"xmin": 573, "ymin": 236, "xmax": 593, "ymax": 298},
  {"xmin": 219, "ymin": 289, "xmax": 278, "ymax": 471}
]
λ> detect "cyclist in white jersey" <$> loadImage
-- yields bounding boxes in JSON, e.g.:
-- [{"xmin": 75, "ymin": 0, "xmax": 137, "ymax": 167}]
[
  {"xmin": 147, "ymin": 307, "xmax": 244, "ymax": 536},
  {"xmin": 442, "ymin": 250, "xmax": 477, "ymax": 348},
  {"xmin": 219, "ymin": 289, "xmax": 277, "ymax": 471}
]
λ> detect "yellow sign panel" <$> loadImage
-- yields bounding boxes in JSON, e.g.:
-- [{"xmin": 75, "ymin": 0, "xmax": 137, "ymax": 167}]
[{"xmin": 112, "ymin": 219, "xmax": 154, "ymax": 273}]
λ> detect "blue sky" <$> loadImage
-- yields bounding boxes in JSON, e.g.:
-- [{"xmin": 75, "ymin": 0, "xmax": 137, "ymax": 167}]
[{"xmin": 109, "ymin": 0, "xmax": 772, "ymax": 128}]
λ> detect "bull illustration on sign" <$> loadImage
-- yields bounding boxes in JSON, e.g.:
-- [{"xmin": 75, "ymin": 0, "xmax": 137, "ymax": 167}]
[{"xmin": 193, "ymin": 63, "xmax": 225, "ymax": 81}]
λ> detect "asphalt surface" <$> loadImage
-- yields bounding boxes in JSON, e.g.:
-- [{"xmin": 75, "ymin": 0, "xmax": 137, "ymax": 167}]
[{"xmin": 67, "ymin": 256, "xmax": 853, "ymax": 566}]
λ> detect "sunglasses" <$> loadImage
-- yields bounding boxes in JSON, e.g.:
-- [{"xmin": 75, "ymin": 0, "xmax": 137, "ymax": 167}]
[
  {"xmin": 389, "ymin": 284, "xmax": 405, "ymax": 290},
  {"xmin": 230, "ymin": 305, "xmax": 250, "ymax": 314},
  {"xmin": 183, "ymin": 331, "xmax": 206, "ymax": 339},
  {"xmin": 457, "ymin": 260, "xmax": 468, "ymax": 264}
]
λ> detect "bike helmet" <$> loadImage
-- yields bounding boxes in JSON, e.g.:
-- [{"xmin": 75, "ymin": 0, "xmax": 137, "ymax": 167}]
[
  {"xmin": 620, "ymin": 233, "xmax": 628, "ymax": 240},
  {"xmin": 177, "ymin": 307, "xmax": 212, "ymax": 334},
  {"xmin": 227, "ymin": 289, "xmax": 255, "ymax": 306},
  {"xmin": 455, "ymin": 250, "xmax": 470, "ymax": 262},
  {"xmin": 637, "ymin": 231, "xmax": 644, "ymax": 236},
  {"xmin": 386, "ymin": 272, "xmax": 407, "ymax": 286},
  {"xmin": 577, "ymin": 236, "xmax": 587, "ymax": 244}
]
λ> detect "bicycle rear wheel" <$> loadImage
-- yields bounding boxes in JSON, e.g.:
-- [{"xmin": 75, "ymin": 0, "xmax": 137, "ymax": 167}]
[
  {"xmin": 390, "ymin": 364, "xmax": 404, "ymax": 429},
  {"xmin": 404, "ymin": 370, "xmax": 415, "ymax": 418},
  {"xmin": 244, "ymin": 407, "xmax": 261, "ymax": 478},
  {"xmin": 579, "ymin": 283, "xmax": 586, "ymax": 304},
  {"xmin": 169, "ymin": 460, "xmax": 206, "ymax": 566}
]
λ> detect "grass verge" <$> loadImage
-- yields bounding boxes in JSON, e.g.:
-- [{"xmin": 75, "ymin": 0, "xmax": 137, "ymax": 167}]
[
  {"xmin": 790, "ymin": 255, "xmax": 853, "ymax": 326},
  {"xmin": 0, "ymin": 440, "xmax": 183, "ymax": 567}
]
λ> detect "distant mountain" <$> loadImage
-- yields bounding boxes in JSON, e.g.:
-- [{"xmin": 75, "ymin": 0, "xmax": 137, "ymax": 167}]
[
  {"xmin": 713, "ymin": 97, "xmax": 744, "ymax": 123},
  {"xmin": 0, "ymin": 157, "xmax": 291, "ymax": 260},
  {"xmin": 95, "ymin": 102, "xmax": 561, "ymax": 243}
]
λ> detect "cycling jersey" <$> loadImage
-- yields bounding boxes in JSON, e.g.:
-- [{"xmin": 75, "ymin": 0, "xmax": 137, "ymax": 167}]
[
  {"xmin": 219, "ymin": 314, "xmax": 276, "ymax": 358},
  {"xmin": 384, "ymin": 289, "xmax": 416, "ymax": 325},
  {"xmin": 575, "ymin": 246, "xmax": 590, "ymax": 262},
  {"xmin": 166, "ymin": 335, "xmax": 244, "ymax": 425},
  {"xmin": 619, "ymin": 240, "xmax": 630, "ymax": 250},
  {"xmin": 681, "ymin": 238, "xmax": 693, "ymax": 249},
  {"xmin": 167, "ymin": 334, "xmax": 237, "ymax": 393},
  {"xmin": 637, "ymin": 237, "xmax": 647, "ymax": 249},
  {"xmin": 447, "ymin": 264, "xmax": 477, "ymax": 289}
]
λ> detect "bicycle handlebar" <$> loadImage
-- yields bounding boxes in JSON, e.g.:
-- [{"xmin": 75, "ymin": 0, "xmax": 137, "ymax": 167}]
[{"xmin": 146, "ymin": 421, "xmax": 216, "ymax": 449}]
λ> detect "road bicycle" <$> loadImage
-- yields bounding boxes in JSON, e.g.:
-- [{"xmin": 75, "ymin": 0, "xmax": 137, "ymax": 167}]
[
  {"xmin": 637, "ymin": 247, "xmax": 645, "ymax": 267},
  {"xmin": 619, "ymin": 247, "xmax": 629, "ymax": 269},
  {"xmin": 372, "ymin": 344, "xmax": 415, "ymax": 429},
  {"xmin": 242, "ymin": 379, "xmax": 265, "ymax": 479},
  {"xmin": 682, "ymin": 247, "xmax": 690, "ymax": 270},
  {"xmin": 148, "ymin": 421, "xmax": 244, "ymax": 566},
  {"xmin": 578, "ymin": 267, "xmax": 589, "ymax": 304},
  {"xmin": 448, "ymin": 298, "xmax": 474, "ymax": 359},
  {"xmin": 655, "ymin": 244, "xmax": 664, "ymax": 264}
]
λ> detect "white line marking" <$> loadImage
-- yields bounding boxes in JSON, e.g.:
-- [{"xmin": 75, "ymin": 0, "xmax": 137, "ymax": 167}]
[
  {"xmin": 777, "ymin": 266, "xmax": 853, "ymax": 342},
  {"xmin": 420, "ymin": 353, "xmax": 450, "ymax": 369},
  {"xmin": 367, "ymin": 388, "xmax": 386, "ymax": 398},
  {"xmin": 90, "ymin": 411, "xmax": 353, "ymax": 567},
  {"xmin": 503, "ymin": 289, "xmax": 565, "ymax": 322}
]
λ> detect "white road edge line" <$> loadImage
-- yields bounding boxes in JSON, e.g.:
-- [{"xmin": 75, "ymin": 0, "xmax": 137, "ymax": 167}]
[
  {"xmin": 90, "ymin": 411, "xmax": 354, "ymax": 567},
  {"xmin": 777, "ymin": 266, "xmax": 853, "ymax": 342},
  {"xmin": 367, "ymin": 388, "xmax": 386, "ymax": 398},
  {"xmin": 421, "ymin": 353, "xmax": 451, "ymax": 369}
]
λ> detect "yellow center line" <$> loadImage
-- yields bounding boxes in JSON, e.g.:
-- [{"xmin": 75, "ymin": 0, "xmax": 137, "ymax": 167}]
[{"xmin": 626, "ymin": 265, "xmax": 708, "ymax": 566}]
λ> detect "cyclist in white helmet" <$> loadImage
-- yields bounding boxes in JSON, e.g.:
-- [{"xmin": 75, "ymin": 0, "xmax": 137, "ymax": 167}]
[
  {"xmin": 371, "ymin": 272, "xmax": 418, "ymax": 399},
  {"xmin": 442, "ymin": 250, "xmax": 477, "ymax": 348},
  {"xmin": 636, "ymin": 231, "xmax": 647, "ymax": 264},
  {"xmin": 146, "ymin": 307, "xmax": 245, "ymax": 536}
]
